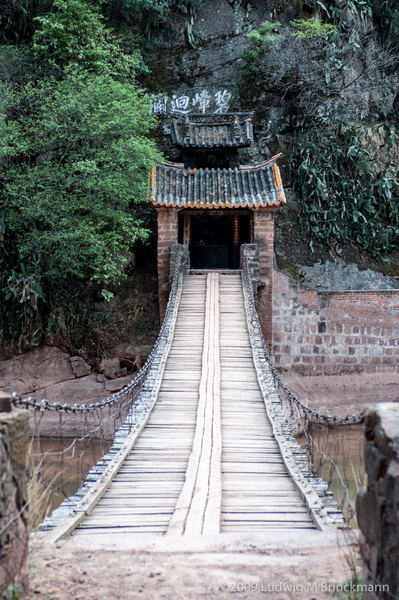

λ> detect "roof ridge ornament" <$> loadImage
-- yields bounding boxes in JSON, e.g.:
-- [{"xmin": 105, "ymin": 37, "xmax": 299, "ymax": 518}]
[{"xmin": 233, "ymin": 113, "xmax": 241, "ymax": 142}]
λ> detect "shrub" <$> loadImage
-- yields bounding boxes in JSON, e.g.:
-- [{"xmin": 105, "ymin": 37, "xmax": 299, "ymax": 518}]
[
  {"xmin": 291, "ymin": 17, "xmax": 337, "ymax": 39},
  {"xmin": 32, "ymin": 0, "xmax": 143, "ymax": 76}
]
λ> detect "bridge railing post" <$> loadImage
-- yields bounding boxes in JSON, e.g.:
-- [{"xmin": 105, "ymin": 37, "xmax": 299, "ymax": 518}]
[
  {"xmin": 169, "ymin": 244, "xmax": 190, "ymax": 286},
  {"xmin": 357, "ymin": 403, "xmax": 399, "ymax": 600},
  {"xmin": 240, "ymin": 243, "xmax": 260, "ymax": 297}
]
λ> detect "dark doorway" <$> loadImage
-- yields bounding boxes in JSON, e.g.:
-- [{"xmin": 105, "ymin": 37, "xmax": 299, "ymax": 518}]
[
  {"xmin": 188, "ymin": 214, "xmax": 251, "ymax": 269},
  {"xmin": 183, "ymin": 151, "xmax": 230, "ymax": 170},
  {"xmin": 191, "ymin": 214, "xmax": 232, "ymax": 269}
]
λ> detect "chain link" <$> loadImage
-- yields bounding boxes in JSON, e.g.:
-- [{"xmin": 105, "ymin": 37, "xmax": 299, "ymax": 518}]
[
  {"xmin": 241, "ymin": 253, "xmax": 364, "ymax": 427},
  {"xmin": 11, "ymin": 250, "xmax": 184, "ymax": 414}
]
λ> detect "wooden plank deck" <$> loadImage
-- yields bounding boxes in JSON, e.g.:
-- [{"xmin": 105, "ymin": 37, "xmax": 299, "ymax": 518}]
[
  {"xmin": 73, "ymin": 274, "xmax": 206, "ymax": 536},
  {"xmin": 219, "ymin": 274, "xmax": 314, "ymax": 532},
  {"xmin": 72, "ymin": 272, "xmax": 315, "ymax": 539}
]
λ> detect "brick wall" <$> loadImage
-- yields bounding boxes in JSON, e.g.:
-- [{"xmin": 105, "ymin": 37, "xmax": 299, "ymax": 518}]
[
  {"xmin": 156, "ymin": 207, "xmax": 180, "ymax": 323},
  {"xmin": 253, "ymin": 210, "xmax": 275, "ymax": 352},
  {"xmin": 273, "ymin": 269, "xmax": 399, "ymax": 374}
]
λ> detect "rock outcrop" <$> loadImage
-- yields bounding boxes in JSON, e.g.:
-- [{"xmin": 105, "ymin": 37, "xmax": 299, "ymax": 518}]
[
  {"xmin": 0, "ymin": 346, "xmax": 75, "ymax": 395},
  {"xmin": 0, "ymin": 347, "xmax": 134, "ymax": 437}
]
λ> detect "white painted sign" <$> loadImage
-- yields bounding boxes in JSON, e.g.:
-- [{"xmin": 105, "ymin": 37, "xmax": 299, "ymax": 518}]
[{"xmin": 148, "ymin": 89, "xmax": 232, "ymax": 115}]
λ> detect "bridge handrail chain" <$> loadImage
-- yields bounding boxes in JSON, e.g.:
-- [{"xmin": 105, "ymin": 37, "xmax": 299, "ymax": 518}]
[
  {"xmin": 241, "ymin": 252, "xmax": 364, "ymax": 427},
  {"xmin": 10, "ymin": 248, "xmax": 185, "ymax": 415}
]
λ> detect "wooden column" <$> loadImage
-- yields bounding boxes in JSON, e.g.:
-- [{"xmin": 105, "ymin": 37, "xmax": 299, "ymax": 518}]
[{"xmin": 183, "ymin": 214, "xmax": 191, "ymax": 246}]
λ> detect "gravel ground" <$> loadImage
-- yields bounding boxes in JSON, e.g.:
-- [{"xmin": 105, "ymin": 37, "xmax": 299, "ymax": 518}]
[{"xmin": 26, "ymin": 531, "xmax": 360, "ymax": 600}]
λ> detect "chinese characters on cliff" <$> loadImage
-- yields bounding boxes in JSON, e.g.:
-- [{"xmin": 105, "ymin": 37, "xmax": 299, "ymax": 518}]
[{"xmin": 149, "ymin": 89, "xmax": 232, "ymax": 115}]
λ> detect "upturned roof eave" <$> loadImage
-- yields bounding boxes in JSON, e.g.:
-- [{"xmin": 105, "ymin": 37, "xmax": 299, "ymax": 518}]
[{"xmin": 149, "ymin": 153, "xmax": 286, "ymax": 210}]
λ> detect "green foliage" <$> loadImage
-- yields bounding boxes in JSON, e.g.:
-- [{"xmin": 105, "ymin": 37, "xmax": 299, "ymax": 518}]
[
  {"xmin": 372, "ymin": 0, "xmax": 399, "ymax": 48},
  {"xmin": 292, "ymin": 17, "xmax": 338, "ymax": 39},
  {"xmin": 247, "ymin": 21, "xmax": 285, "ymax": 47},
  {"xmin": 0, "ymin": 72, "xmax": 162, "ymax": 349},
  {"xmin": 226, "ymin": 0, "xmax": 250, "ymax": 9},
  {"xmin": 239, "ymin": 21, "xmax": 284, "ymax": 78},
  {"xmin": 0, "ymin": 585, "xmax": 21, "ymax": 600},
  {"xmin": 290, "ymin": 123, "xmax": 399, "ymax": 258},
  {"xmin": 174, "ymin": 0, "xmax": 205, "ymax": 48},
  {"xmin": 0, "ymin": 0, "xmax": 55, "ymax": 45},
  {"xmin": 0, "ymin": 0, "xmax": 30, "ymax": 43},
  {"xmin": 105, "ymin": 0, "xmax": 205, "ymax": 46},
  {"xmin": 314, "ymin": 0, "xmax": 399, "ymax": 44},
  {"xmin": 340, "ymin": 0, "xmax": 373, "ymax": 26},
  {"xmin": 32, "ymin": 0, "xmax": 145, "ymax": 76}
]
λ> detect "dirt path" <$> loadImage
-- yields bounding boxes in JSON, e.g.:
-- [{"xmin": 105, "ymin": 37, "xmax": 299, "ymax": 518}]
[{"xmin": 27, "ymin": 531, "xmax": 359, "ymax": 600}]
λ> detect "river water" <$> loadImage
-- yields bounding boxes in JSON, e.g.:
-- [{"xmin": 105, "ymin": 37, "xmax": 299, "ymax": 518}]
[
  {"xmin": 299, "ymin": 426, "xmax": 365, "ymax": 527},
  {"xmin": 30, "ymin": 438, "xmax": 111, "ymax": 518}
]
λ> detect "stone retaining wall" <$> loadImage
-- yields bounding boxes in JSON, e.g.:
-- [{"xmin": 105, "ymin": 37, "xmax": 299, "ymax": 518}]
[
  {"xmin": 273, "ymin": 269, "xmax": 399, "ymax": 375},
  {"xmin": 357, "ymin": 403, "xmax": 399, "ymax": 600},
  {"xmin": 0, "ymin": 394, "xmax": 30, "ymax": 596}
]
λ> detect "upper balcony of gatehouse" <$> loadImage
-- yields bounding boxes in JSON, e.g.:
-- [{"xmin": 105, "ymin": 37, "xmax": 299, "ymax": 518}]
[{"xmin": 150, "ymin": 111, "xmax": 286, "ymax": 210}]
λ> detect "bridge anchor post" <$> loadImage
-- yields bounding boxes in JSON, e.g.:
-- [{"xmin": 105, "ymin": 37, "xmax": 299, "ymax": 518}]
[
  {"xmin": 357, "ymin": 403, "xmax": 399, "ymax": 600},
  {"xmin": 0, "ymin": 392, "xmax": 30, "ymax": 596}
]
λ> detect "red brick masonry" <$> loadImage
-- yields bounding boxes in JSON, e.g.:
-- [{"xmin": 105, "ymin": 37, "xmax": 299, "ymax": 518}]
[
  {"xmin": 156, "ymin": 207, "xmax": 179, "ymax": 323},
  {"xmin": 253, "ymin": 211, "xmax": 275, "ymax": 352},
  {"xmin": 273, "ymin": 270, "xmax": 399, "ymax": 374}
]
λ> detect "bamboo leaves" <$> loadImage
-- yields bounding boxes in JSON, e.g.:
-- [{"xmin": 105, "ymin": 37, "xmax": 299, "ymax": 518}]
[{"xmin": 290, "ymin": 122, "xmax": 399, "ymax": 258}]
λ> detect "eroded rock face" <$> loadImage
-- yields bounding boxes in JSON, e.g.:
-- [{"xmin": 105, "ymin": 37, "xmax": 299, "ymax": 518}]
[
  {"xmin": 0, "ymin": 346, "xmax": 136, "ymax": 436},
  {"xmin": 299, "ymin": 262, "xmax": 399, "ymax": 291},
  {"xmin": 113, "ymin": 343, "xmax": 148, "ymax": 371},
  {"xmin": 0, "ymin": 346, "xmax": 75, "ymax": 395}
]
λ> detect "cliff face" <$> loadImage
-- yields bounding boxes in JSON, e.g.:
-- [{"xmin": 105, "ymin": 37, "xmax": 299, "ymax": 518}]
[
  {"xmin": 142, "ymin": 0, "xmax": 282, "ymax": 162},
  {"xmin": 2, "ymin": 0, "xmax": 398, "ymax": 373},
  {"xmin": 142, "ymin": 0, "xmax": 399, "ymax": 288}
]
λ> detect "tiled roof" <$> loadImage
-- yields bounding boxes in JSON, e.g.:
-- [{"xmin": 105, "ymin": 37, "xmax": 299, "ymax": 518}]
[
  {"xmin": 150, "ymin": 154, "xmax": 286, "ymax": 209},
  {"xmin": 171, "ymin": 113, "xmax": 254, "ymax": 149}
]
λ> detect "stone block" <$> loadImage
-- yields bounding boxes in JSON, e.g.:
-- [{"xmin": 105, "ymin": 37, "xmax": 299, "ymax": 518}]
[
  {"xmin": 0, "ymin": 406, "xmax": 30, "ymax": 595},
  {"xmin": 364, "ymin": 443, "xmax": 389, "ymax": 483},
  {"xmin": 358, "ymin": 404, "xmax": 399, "ymax": 600},
  {"xmin": 70, "ymin": 356, "xmax": 91, "ymax": 378},
  {"xmin": 97, "ymin": 358, "xmax": 124, "ymax": 380}
]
